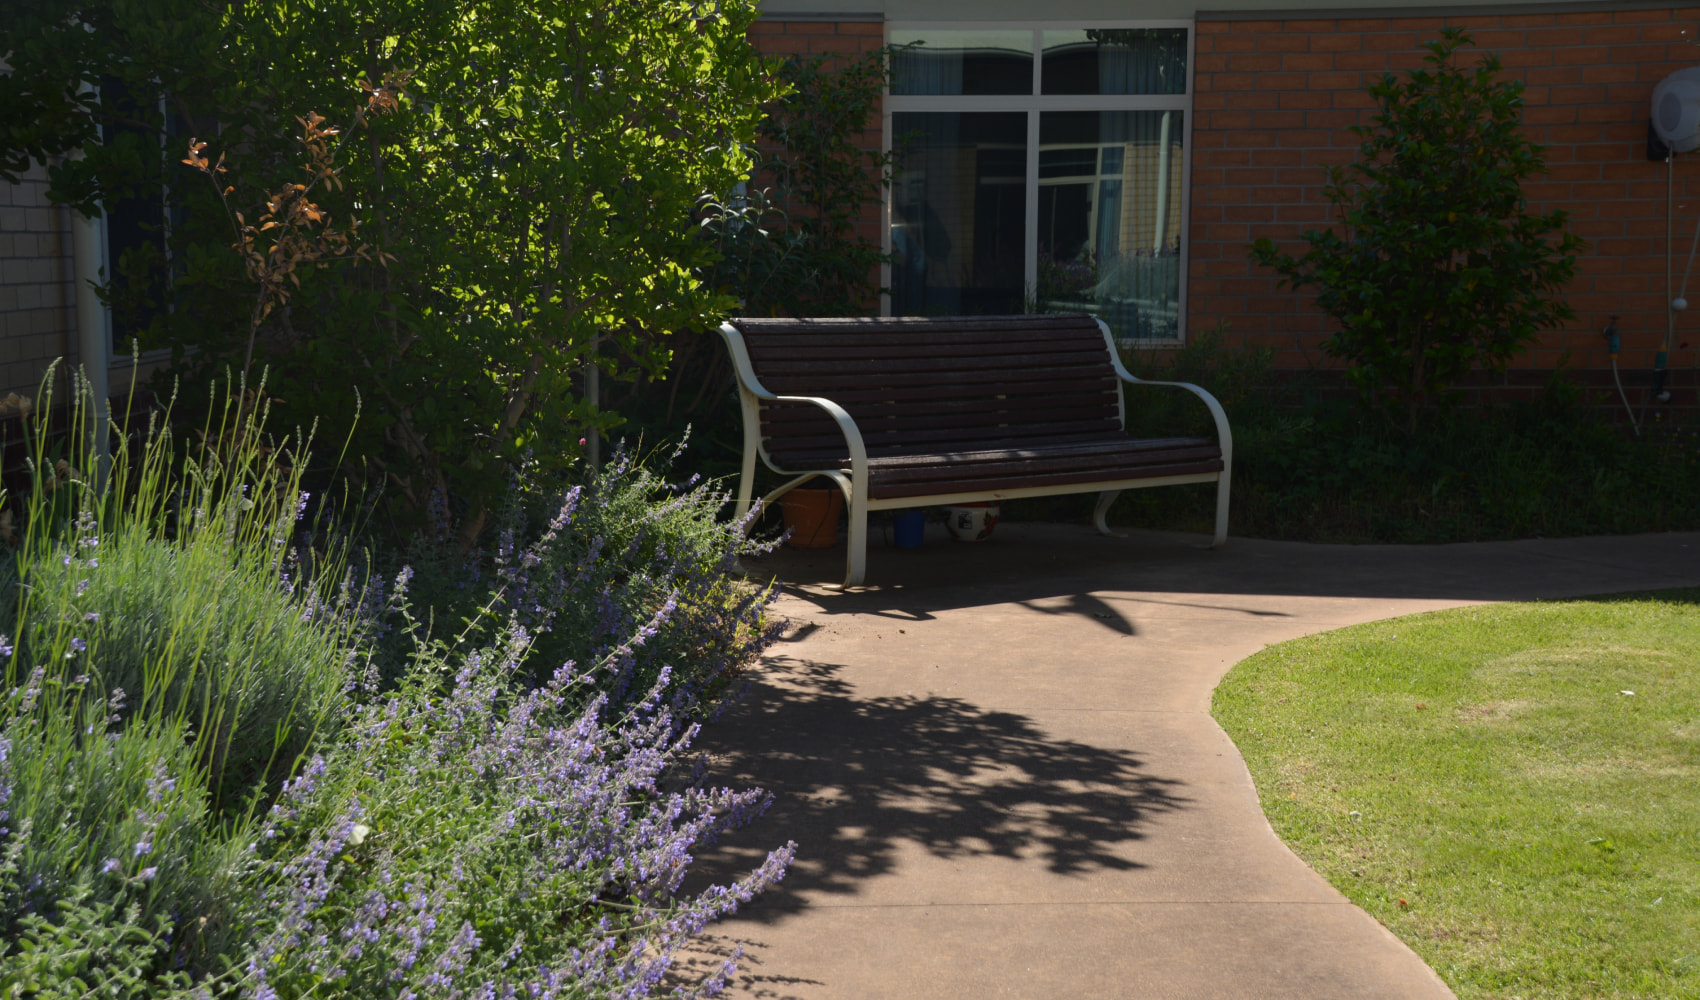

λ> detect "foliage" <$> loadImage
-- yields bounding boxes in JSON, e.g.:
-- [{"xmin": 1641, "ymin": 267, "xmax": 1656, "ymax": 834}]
[
  {"xmin": 0, "ymin": 375, "xmax": 364, "ymax": 968},
  {"xmin": 619, "ymin": 45, "xmax": 898, "ymax": 479},
  {"xmin": 702, "ymin": 45, "xmax": 895, "ymax": 319},
  {"xmin": 1016, "ymin": 333, "xmax": 1700, "ymax": 543},
  {"xmin": 0, "ymin": 381, "xmax": 793, "ymax": 996},
  {"xmin": 373, "ymin": 438, "xmax": 786, "ymax": 717},
  {"xmin": 243, "ymin": 625, "xmax": 794, "ymax": 1000},
  {"xmin": 1249, "ymin": 29, "xmax": 1584, "ymax": 431},
  {"xmin": 1215, "ymin": 592, "xmax": 1700, "ymax": 999},
  {"xmin": 0, "ymin": 0, "xmax": 782, "ymax": 540}
]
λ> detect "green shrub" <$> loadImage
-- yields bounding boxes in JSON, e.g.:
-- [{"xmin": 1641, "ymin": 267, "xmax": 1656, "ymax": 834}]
[{"xmin": 1249, "ymin": 28, "xmax": 1584, "ymax": 431}]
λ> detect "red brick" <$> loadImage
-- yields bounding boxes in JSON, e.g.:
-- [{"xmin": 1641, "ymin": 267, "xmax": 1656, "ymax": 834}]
[
  {"xmin": 1334, "ymin": 52, "xmax": 1390, "ymax": 72},
  {"xmin": 1524, "ymin": 66, "xmax": 1583, "ymax": 87},
  {"xmin": 1612, "ymin": 43, "xmax": 1677, "ymax": 64},
  {"xmin": 1552, "ymin": 84, "xmax": 1608, "ymax": 104},
  {"xmin": 1583, "ymin": 24, "xmax": 1643, "ymax": 45},
  {"xmin": 1257, "ymin": 72, "xmax": 1308, "ymax": 91},
  {"xmin": 837, "ymin": 22, "xmax": 883, "ymax": 36},
  {"xmin": 1227, "ymin": 52, "xmax": 1283, "ymax": 72},
  {"xmin": 1212, "ymin": 72, "xmax": 1259, "ymax": 91},
  {"xmin": 1308, "ymin": 70, "xmax": 1365, "ymax": 91},
  {"xmin": 779, "ymin": 20, "xmax": 834, "ymax": 34},
  {"xmin": 1258, "ymin": 33, "xmax": 1310, "ymax": 52},
  {"xmin": 1304, "ymin": 109, "xmax": 1361, "ymax": 129},
  {"xmin": 1614, "ymin": 7, "xmax": 1672, "ymax": 24},
  {"xmin": 1500, "ymin": 47, "xmax": 1554, "ymax": 68},
  {"xmin": 1335, "ymin": 18, "xmax": 1393, "ymax": 32},
  {"xmin": 1640, "ymin": 23, "xmax": 1692, "ymax": 44},
  {"xmin": 1279, "ymin": 90, "xmax": 1332, "ymax": 110},
  {"xmin": 1471, "ymin": 29, "xmax": 1527, "ymax": 49},
  {"xmin": 1280, "ymin": 52, "xmax": 1335, "ymax": 72},
  {"xmin": 1283, "ymin": 19, "xmax": 1337, "ymax": 34},
  {"xmin": 1250, "ymin": 110, "xmax": 1308, "ymax": 130},
  {"xmin": 1363, "ymin": 32, "xmax": 1422, "ymax": 51},
  {"xmin": 1555, "ymin": 45, "xmax": 1614, "ymax": 67},
  {"xmin": 1581, "ymin": 62, "xmax": 1639, "ymax": 85},
  {"xmin": 805, "ymin": 37, "xmax": 864, "ymax": 54},
  {"xmin": 1195, "ymin": 53, "xmax": 1230, "ymax": 73},
  {"xmin": 1212, "ymin": 34, "xmax": 1258, "ymax": 54},
  {"xmin": 1309, "ymin": 33, "xmax": 1365, "ymax": 53}
]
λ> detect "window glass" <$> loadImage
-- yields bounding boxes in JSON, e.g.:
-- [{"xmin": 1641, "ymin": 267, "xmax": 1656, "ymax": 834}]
[
  {"xmin": 1041, "ymin": 28, "xmax": 1187, "ymax": 95},
  {"xmin": 891, "ymin": 113, "xmax": 1028, "ymax": 316},
  {"xmin": 891, "ymin": 30, "xmax": 1033, "ymax": 95},
  {"xmin": 1036, "ymin": 110, "xmax": 1184, "ymax": 342}
]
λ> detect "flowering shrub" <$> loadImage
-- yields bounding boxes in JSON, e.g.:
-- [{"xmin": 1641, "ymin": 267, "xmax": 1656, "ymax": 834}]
[
  {"xmin": 0, "ymin": 392, "xmax": 793, "ymax": 996},
  {"xmin": 243, "ymin": 624, "xmax": 794, "ymax": 999},
  {"xmin": 381, "ymin": 439, "xmax": 785, "ymax": 718}
]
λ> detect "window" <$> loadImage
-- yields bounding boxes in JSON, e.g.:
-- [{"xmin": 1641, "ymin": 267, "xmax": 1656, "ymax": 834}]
[{"xmin": 885, "ymin": 24, "xmax": 1191, "ymax": 345}]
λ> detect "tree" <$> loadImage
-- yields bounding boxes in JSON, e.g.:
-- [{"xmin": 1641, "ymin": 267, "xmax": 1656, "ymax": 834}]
[
  {"xmin": 1249, "ymin": 28, "xmax": 1584, "ymax": 431},
  {"xmin": 1, "ymin": 0, "xmax": 782, "ymax": 538}
]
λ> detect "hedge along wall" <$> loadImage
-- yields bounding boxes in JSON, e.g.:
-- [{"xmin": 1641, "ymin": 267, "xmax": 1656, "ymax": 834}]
[
  {"xmin": 747, "ymin": 16, "xmax": 889, "ymax": 257},
  {"xmin": 1189, "ymin": 5, "xmax": 1700, "ymax": 409}
]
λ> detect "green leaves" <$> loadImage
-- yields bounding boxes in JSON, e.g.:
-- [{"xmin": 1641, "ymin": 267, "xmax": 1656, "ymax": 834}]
[{"xmin": 1249, "ymin": 28, "xmax": 1584, "ymax": 432}]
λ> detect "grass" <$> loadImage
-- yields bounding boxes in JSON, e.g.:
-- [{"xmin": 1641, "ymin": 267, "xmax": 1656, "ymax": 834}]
[{"xmin": 1212, "ymin": 590, "xmax": 1700, "ymax": 1000}]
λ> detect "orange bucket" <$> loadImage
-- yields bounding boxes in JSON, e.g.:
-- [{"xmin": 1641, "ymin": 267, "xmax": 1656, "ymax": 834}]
[{"xmin": 780, "ymin": 487, "xmax": 844, "ymax": 548}]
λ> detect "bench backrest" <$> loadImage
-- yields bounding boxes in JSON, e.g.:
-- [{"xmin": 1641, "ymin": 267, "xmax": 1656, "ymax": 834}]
[{"xmin": 729, "ymin": 315, "xmax": 1123, "ymax": 466}]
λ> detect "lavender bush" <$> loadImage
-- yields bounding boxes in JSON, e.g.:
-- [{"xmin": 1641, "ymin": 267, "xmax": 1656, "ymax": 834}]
[
  {"xmin": 0, "ymin": 387, "xmax": 794, "ymax": 996},
  {"xmin": 242, "ymin": 619, "xmax": 794, "ymax": 999},
  {"xmin": 380, "ymin": 437, "xmax": 785, "ymax": 718}
]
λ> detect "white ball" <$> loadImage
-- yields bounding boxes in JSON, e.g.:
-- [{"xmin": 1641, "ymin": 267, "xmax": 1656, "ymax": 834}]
[{"xmin": 1675, "ymin": 297, "xmax": 1690, "ymax": 312}]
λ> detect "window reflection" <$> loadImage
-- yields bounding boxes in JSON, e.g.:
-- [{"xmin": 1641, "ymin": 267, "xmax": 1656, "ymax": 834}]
[
  {"xmin": 1036, "ymin": 111, "xmax": 1184, "ymax": 342},
  {"xmin": 891, "ymin": 30, "xmax": 1033, "ymax": 95},
  {"xmin": 891, "ymin": 113, "xmax": 1028, "ymax": 316},
  {"xmin": 1042, "ymin": 28, "xmax": 1187, "ymax": 96}
]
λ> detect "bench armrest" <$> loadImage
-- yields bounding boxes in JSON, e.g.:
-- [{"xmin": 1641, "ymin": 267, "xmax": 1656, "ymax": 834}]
[
  {"xmin": 717, "ymin": 323, "xmax": 870, "ymax": 522},
  {"xmin": 1091, "ymin": 319, "xmax": 1235, "ymax": 470}
]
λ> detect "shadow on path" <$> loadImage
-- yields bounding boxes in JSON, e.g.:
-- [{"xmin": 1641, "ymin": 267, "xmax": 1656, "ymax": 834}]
[{"xmin": 683, "ymin": 651, "xmax": 1190, "ymax": 917}]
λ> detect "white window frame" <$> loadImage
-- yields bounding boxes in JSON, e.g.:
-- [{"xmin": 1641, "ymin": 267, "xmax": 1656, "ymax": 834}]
[{"xmin": 882, "ymin": 20, "xmax": 1195, "ymax": 345}]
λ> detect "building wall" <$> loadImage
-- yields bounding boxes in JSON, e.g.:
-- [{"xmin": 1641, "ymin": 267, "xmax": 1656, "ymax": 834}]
[
  {"xmin": 748, "ymin": 18, "xmax": 890, "ymax": 259},
  {"xmin": 1189, "ymin": 5, "xmax": 1700, "ymax": 406},
  {"xmin": 0, "ymin": 161, "xmax": 77, "ymax": 403}
]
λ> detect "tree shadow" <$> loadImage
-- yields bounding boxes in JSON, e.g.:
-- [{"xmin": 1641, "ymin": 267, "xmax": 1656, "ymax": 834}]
[{"xmin": 682, "ymin": 651, "xmax": 1190, "ymax": 918}]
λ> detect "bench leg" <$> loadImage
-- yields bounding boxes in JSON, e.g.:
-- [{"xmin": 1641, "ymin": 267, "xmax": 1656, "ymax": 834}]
[
  {"xmin": 1093, "ymin": 491, "xmax": 1127, "ymax": 538},
  {"xmin": 843, "ymin": 489, "xmax": 867, "ymax": 588},
  {"xmin": 1211, "ymin": 471, "xmax": 1230, "ymax": 548}
]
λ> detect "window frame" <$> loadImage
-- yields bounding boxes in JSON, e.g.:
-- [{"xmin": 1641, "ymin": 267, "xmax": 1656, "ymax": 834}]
[{"xmin": 882, "ymin": 20, "xmax": 1196, "ymax": 345}]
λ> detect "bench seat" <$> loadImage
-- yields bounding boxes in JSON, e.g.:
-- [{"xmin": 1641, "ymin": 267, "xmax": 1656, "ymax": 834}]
[{"xmin": 719, "ymin": 314, "xmax": 1233, "ymax": 586}]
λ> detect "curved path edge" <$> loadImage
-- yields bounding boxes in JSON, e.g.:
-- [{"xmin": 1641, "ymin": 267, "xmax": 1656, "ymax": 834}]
[{"xmin": 678, "ymin": 526, "xmax": 1700, "ymax": 999}]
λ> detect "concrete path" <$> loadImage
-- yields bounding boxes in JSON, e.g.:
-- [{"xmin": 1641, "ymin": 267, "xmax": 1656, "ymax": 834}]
[{"xmin": 678, "ymin": 524, "xmax": 1700, "ymax": 999}]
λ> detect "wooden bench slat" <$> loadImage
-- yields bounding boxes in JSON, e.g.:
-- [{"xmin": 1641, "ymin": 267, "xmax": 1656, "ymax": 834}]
[
  {"xmin": 761, "ymin": 396, "xmax": 1120, "ymax": 426},
  {"xmin": 768, "ymin": 418, "xmax": 1127, "ymax": 456},
  {"xmin": 868, "ymin": 459, "xmax": 1225, "ymax": 500},
  {"xmin": 869, "ymin": 448, "xmax": 1224, "ymax": 485},
  {"xmin": 734, "ymin": 315, "xmax": 1098, "ymax": 334},
  {"xmin": 757, "ymin": 369, "xmax": 1119, "ymax": 394},
  {"xmin": 753, "ymin": 353, "xmax": 1113, "ymax": 377},
  {"xmin": 742, "ymin": 331, "xmax": 1107, "ymax": 353},
  {"xmin": 743, "ymin": 338, "xmax": 1109, "ymax": 362}
]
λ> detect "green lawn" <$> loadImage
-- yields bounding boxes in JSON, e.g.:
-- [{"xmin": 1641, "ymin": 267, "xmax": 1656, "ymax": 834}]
[{"xmin": 1213, "ymin": 590, "xmax": 1700, "ymax": 1000}]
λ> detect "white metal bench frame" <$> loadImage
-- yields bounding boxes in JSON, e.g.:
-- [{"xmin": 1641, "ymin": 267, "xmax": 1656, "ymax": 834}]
[{"xmin": 720, "ymin": 317, "xmax": 1233, "ymax": 587}]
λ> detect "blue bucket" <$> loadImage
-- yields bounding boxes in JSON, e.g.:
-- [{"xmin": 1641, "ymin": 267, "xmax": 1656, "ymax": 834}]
[{"xmin": 892, "ymin": 509, "xmax": 926, "ymax": 548}]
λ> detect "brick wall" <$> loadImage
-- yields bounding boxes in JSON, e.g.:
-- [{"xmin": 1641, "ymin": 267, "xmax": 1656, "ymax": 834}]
[
  {"xmin": 0, "ymin": 161, "xmax": 76, "ymax": 402},
  {"xmin": 1190, "ymin": 6, "xmax": 1700, "ymax": 408},
  {"xmin": 748, "ymin": 18, "xmax": 888, "ymax": 271}
]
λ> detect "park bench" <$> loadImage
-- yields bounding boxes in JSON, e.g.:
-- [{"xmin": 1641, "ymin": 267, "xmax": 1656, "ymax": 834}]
[{"xmin": 719, "ymin": 314, "xmax": 1233, "ymax": 587}]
